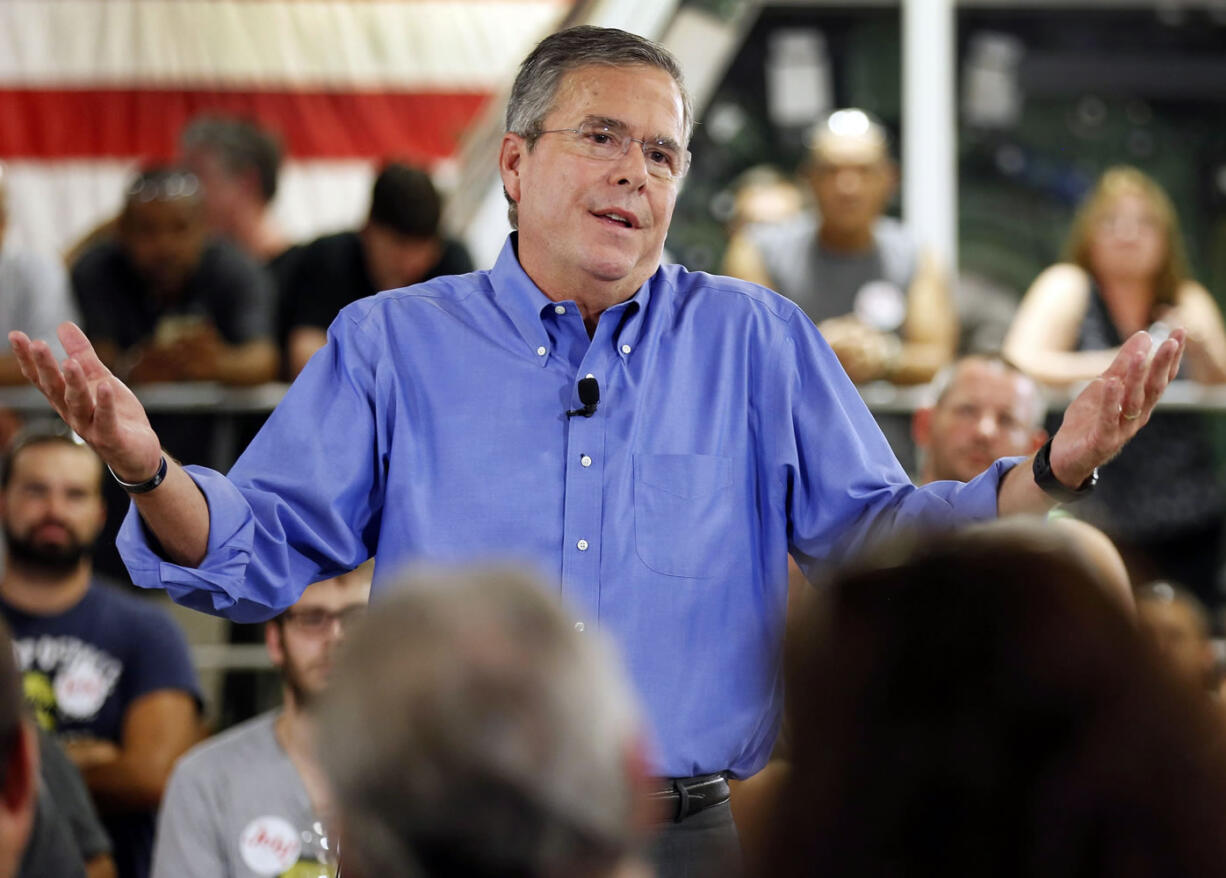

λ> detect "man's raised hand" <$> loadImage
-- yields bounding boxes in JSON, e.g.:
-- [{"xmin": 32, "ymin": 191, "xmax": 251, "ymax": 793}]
[
  {"xmin": 9, "ymin": 323, "xmax": 163, "ymax": 482},
  {"xmin": 1048, "ymin": 328, "xmax": 1185, "ymax": 488}
]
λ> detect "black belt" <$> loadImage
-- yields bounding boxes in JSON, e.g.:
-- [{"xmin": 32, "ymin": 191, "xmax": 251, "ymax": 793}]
[{"xmin": 646, "ymin": 773, "xmax": 730, "ymax": 823}]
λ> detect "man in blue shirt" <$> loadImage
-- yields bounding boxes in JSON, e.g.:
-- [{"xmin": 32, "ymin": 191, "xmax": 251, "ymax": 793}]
[{"xmin": 10, "ymin": 25, "xmax": 1185, "ymax": 876}]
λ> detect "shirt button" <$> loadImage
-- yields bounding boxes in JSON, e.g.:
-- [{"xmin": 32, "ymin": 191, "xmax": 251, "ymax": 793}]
[
  {"xmin": 574, "ymin": 621, "xmax": 586, "ymax": 632},
  {"xmin": 580, "ymin": 455, "xmax": 592, "ymax": 467},
  {"xmin": 621, "ymin": 344, "xmax": 632, "ymax": 355},
  {"xmin": 577, "ymin": 539, "xmax": 589, "ymax": 551},
  {"xmin": 553, "ymin": 304, "xmax": 566, "ymax": 315},
  {"xmin": 536, "ymin": 345, "xmax": 547, "ymax": 357}
]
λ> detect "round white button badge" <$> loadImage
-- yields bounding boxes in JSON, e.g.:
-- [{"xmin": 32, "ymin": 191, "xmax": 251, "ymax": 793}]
[{"xmin": 240, "ymin": 816, "xmax": 301, "ymax": 875}]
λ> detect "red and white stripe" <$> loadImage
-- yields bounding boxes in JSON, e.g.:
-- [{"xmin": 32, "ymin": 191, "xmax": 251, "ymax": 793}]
[{"xmin": 0, "ymin": 0, "xmax": 569, "ymax": 258}]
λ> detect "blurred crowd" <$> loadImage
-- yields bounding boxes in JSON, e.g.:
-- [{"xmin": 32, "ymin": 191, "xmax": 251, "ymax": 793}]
[
  {"xmin": 721, "ymin": 112, "xmax": 1226, "ymax": 613},
  {"xmin": 3, "ymin": 117, "xmax": 472, "ymax": 393},
  {"xmin": 1, "ymin": 26, "xmax": 1226, "ymax": 878}
]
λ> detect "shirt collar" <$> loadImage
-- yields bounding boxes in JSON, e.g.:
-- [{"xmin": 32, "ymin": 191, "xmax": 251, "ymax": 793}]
[
  {"xmin": 599, "ymin": 269, "xmax": 652, "ymax": 357},
  {"xmin": 490, "ymin": 234, "xmax": 554, "ymax": 364},
  {"xmin": 489, "ymin": 234, "xmax": 658, "ymax": 364}
]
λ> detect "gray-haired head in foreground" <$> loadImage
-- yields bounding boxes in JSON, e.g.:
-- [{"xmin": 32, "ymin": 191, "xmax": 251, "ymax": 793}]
[
  {"xmin": 315, "ymin": 567, "xmax": 643, "ymax": 878},
  {"xmin": 502, "ymin": 25, "xmax": 693, "ymax": 229}
]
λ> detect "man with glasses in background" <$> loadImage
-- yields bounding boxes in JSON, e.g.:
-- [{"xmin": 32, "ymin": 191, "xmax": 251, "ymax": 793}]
[
  {"xmin": 11, "ymin": 26, "xmax": 1186, "ymax": 875},
  {"xmin": 153, "ymin": 564, "xmax": 370, "ymax": 878}
]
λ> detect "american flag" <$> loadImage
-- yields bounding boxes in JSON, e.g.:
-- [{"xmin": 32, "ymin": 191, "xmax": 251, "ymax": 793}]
[{"xmin": 0, "ymin": 0, "xmax": 568, "ymax": 259}]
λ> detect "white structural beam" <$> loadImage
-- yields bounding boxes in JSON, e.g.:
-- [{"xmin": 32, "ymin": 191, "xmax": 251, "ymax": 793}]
[{"xmin": 902, "ymin": 0, "xmax": 957, "ymax": 272}]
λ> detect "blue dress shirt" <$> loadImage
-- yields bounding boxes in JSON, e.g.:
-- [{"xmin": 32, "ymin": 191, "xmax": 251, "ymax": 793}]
[{"xmin": 119, "ymin": 235, "xmax": 1015, "ymax": 778}]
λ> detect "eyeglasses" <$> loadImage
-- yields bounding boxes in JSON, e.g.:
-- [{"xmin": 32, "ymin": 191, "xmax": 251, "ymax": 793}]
[
  {"xmin": 537, "ymin": 122, "xmax": 690, "ymax": 182},
  {"xmin": 280, "ymin": 604, "xmax": 367, "ymax": 635},
  {"xmin": 126, "ymin": 170, "xmax": 201, "ymax": 204}
]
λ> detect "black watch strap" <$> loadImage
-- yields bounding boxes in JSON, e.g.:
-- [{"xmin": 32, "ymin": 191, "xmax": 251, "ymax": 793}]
[
  {"xmin": 108, "ymin": 455, "xmax": 168, "ymax": 494},
  {"xmin": 1032, "ymin": 438, "xmax": 1097, "ymax": 503}
]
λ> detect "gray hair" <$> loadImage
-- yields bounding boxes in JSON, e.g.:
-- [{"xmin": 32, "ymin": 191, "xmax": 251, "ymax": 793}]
[
  {"xmin": 503, "ymin": 25, "xmax": 693, "ymax": 229},
  {"xmin": 315, "ymin": 567, "xmax": 643, "ymax": 878}
]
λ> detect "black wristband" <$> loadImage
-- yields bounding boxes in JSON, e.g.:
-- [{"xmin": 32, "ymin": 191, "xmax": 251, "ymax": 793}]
[
  {"xmin": 108, "ymin": 455, "xmax": 168, "ymax": 494},
  {"xmin": 1031, "ymin": 438, "xmax": 1097, "ymax": 503}
]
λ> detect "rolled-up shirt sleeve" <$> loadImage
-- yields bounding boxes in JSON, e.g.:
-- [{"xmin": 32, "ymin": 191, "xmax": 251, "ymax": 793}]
[
  {"xmin": 780, "ymin": 310, "xmax": 1021, "ymax": 581},
  {"xmin": 118, "ymin": 308, "xmax": 384, "ymax": 621}
]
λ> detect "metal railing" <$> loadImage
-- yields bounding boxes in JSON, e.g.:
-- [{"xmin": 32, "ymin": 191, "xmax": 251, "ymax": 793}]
[
  {"xmin": 5, "ymin": 378, "xmax": 1226, "ymax": 419},
  {"xmin": 0, "ymin": 382, "xmax": 290, "ymax": 415},
  {"xmin": 857, "ymin": 379, "xmax": 1226, "ymax": 414}
]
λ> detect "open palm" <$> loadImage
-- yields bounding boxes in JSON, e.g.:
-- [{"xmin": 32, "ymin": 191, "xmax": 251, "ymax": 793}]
[
  {"xmin": 9, "ymin": 323, "xmax": 163, "ymax": 481},
  {"xmin": 1049, "ymin": 328, "xmax": 1185, "ymax": 486}
]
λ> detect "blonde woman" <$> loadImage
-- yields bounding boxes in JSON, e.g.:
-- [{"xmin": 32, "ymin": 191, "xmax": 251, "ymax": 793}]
[
  {"xmin": 1004, "ymin": 166, "xmax": 1226, "ymax": 602},
  {"xmin": 1006, "ymin": 166, "xmax": 1226, "ymax": 384}
]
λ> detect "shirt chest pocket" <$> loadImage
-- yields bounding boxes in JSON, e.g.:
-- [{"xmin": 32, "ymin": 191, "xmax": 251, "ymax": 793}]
[{"xmin": 633, "ymin": 453, "xmax": 734, "ymax": 579}]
